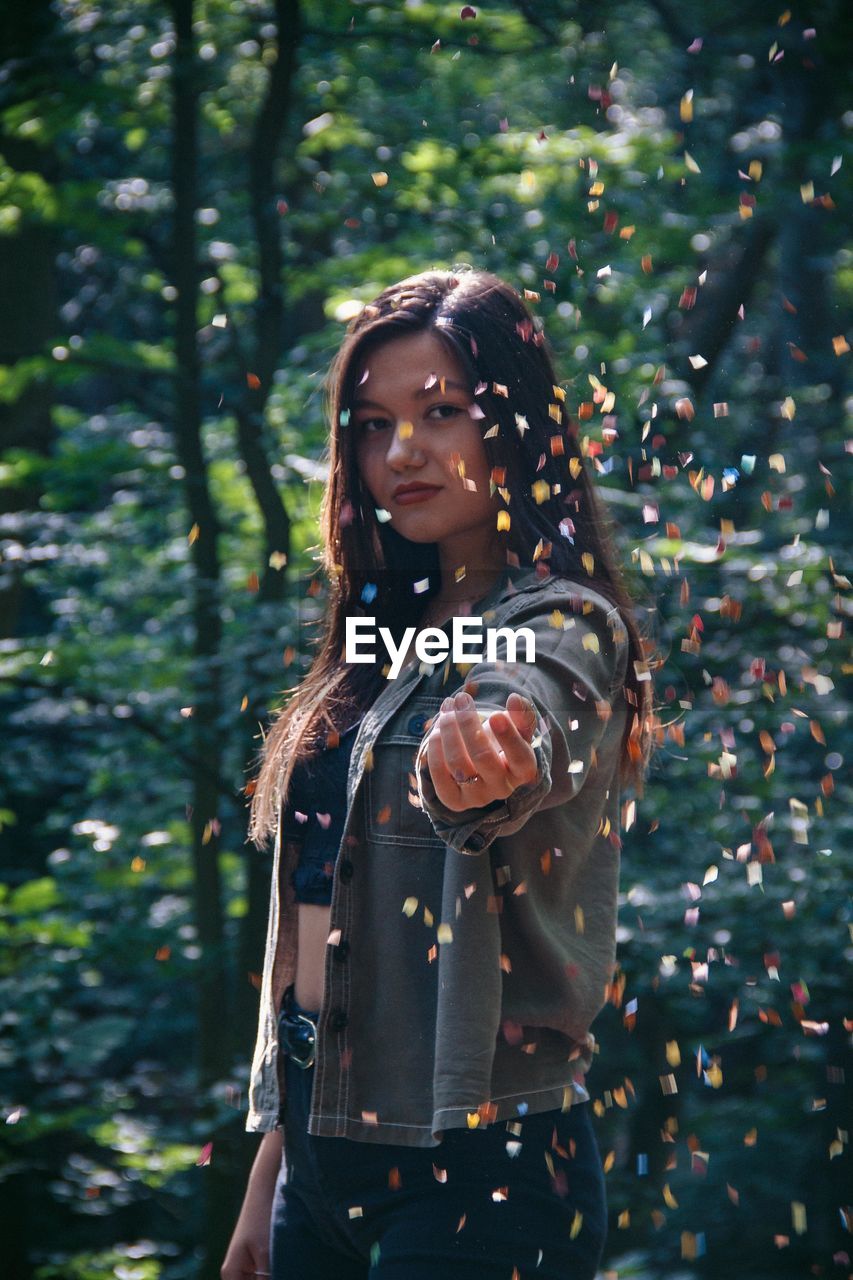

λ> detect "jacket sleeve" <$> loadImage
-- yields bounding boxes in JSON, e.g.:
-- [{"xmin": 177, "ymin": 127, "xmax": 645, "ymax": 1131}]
[{"xmin": 414, "ymin": 587, "xmax": 629, "ymax": 855}]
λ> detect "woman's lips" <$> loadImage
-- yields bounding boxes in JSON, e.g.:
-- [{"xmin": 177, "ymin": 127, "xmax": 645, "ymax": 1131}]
[{"xmin": 393, "ymin": 487, "xmax": 441, "ymax": 505}]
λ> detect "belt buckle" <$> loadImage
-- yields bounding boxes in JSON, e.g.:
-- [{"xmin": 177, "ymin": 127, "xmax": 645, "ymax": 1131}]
[{"xmin": 286, "ymin": 1011, "xmax": 316, "ymax": 1069}]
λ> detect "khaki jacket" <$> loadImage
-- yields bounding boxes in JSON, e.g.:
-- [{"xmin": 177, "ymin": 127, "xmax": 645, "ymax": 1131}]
[{"xmin": 246, "ymin": 565, "xmax": 629, "ymax": 1146}]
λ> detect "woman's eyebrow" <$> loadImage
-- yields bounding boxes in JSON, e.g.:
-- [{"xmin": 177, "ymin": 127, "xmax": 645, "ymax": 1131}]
[
  {"xmin": 352, "ymin": 379, "xmax": 470, "ymax": 409},
  {"xmin": 414, "ymin": 379, "xmax": 469, "ymax": 397}
]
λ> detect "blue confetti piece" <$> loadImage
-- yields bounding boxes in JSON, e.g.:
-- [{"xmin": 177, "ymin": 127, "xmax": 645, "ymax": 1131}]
[
  {"xmin": 517, "ymin": 1101, "xmax": 528, "ymax": 1115},
  {"xmin": 340, "ymin": 409, "xmax": 350, "ymax": 427},
  {"xmin": 740, "ymin": 454, "xmax": 756, "ymax": 475},
  {"xmin": 723, "ymin": 467, "xmax": 740, "ymax": 484},
  {"xmin": 637, "ymin": 1153, "xmax": 648, "ymax": 1176},
  {"xmin": 361, "ymin": 582, "xmax": 378, "ymax": 604}
]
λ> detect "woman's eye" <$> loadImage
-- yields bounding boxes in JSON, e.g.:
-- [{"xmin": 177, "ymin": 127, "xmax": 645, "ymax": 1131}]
[
  {"xmin": 358, "ymin": 417, "xmax": 389, "ymax": 433},
  {"xmin": 428, "ymin": 404, "xmax": 463, "ymax": 421}
]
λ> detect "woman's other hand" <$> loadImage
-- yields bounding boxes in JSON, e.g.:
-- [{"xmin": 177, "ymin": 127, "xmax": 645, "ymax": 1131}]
[
  {"xmin": 424, "ymin": 690, "xmax": 539, "ymax": 812},
  {"xmin": 221, "ymin": 1128, "xmax": 282, "ymax": 1280},
  {"xmin": 220, "ymin": 1221, "xmax": 271, "ymax": 1280}
]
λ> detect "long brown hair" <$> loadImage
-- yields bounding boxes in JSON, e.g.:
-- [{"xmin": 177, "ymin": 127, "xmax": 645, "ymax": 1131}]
[{"xmin": 249, "ymin": 268, "xmax": 653, "ymax": 846}]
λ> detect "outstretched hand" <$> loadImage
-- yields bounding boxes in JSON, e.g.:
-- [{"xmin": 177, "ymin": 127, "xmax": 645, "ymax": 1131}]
[{"xmin": 423, "ymin": 690, "xmax": 539, "ymax": 813}]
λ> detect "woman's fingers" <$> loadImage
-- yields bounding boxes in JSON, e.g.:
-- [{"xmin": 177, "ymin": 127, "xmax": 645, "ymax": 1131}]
[
  {"xmin": 487, "ymin": 703, "xmax": 539, "ymax": 787},
  {"xmin": 504, "ymin": 691, "xmax": 538, "ymax": 740},
  {"xmin": 425, "ymin": 691, "xmax": 539, "ymax": 809},
  {"xmin": 439, "ymin": 695, "xmax": 504, "ymax": 788}
]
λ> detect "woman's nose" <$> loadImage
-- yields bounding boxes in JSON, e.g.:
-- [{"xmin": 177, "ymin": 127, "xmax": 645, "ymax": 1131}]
[{"xmin": 386, "ymin": 421, "xmax": 424, "ymax": 467}]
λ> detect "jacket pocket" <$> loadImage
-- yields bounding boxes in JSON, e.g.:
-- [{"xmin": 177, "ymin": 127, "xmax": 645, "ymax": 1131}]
[{"xmin": 365, "ymin": 694, "xmax": 446, "ymax": 848}]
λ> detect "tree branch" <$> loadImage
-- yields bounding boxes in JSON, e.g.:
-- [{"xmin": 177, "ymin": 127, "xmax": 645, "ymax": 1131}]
[{"xmin": 2, "ymin": 673, "xmax": 244, "ymax": 809}]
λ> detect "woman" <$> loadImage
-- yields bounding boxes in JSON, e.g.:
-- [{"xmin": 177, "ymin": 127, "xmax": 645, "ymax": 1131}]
[{"xmin": 221, "ymin": 268, "xmax": 651, "ymax": 1280}]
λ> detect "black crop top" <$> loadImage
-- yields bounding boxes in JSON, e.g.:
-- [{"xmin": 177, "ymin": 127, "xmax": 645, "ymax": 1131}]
[{"xmin": 282, "ymin": 721, "xmax": 361, "ymax": 906}]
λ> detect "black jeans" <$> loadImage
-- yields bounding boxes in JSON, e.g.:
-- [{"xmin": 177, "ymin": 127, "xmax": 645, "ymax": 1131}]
[{"xmin": 270, "ymin": 996, "xmax": 607, "ymax": 1279}]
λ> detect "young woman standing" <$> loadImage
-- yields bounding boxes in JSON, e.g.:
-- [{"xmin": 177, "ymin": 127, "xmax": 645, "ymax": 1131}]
[{"xmin": 221, "ymin": 269, "xmax": 651, "ymax": 1279}]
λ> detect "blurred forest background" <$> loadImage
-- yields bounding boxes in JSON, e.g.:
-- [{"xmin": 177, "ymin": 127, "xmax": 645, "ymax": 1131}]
[{"xmin": 0, "ymin": 1, "xmax": 850, "ymax": 1278}]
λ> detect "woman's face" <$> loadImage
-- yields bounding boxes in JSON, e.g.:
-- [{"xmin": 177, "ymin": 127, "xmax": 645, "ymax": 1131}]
[{"xmin": 352, "ymin": 330, "xmax": 500, "ymax": 567}]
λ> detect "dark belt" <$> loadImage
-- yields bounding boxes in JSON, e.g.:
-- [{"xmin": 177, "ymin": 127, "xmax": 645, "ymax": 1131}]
[{"xmin": 279, "ymin": 992, "xmax": 318, "ymax": 1070}]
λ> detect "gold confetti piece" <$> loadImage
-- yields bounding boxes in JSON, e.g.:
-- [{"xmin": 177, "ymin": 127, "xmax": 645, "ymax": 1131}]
[
  {"xmin": 371, "ymin": 171, "xmax": 388, "ymax": 187},
  {"xmin": 131, "ymin": 856, "xmax": 145, "ymax": 873},
  {"xmin": 706, "ymin": 1062, "xmax": 723, "ymax": 1088},
  {"xmin": 582, "ymin": 632, "xmax": 600, "ymax": 653},
  {"xmin": 663, "ymin": 1183, "xmax": 679, "ymax": 1208},
  {"xmin": 749, "ymin": 159, "xmax": 763, "ymax": 181},
  {"xmin": 467, "ymin": 1112, "xmax": 480, "ymax": 1129},
  {"xmin": 574, "ymin": 905, "xmax": 585, "ymax": 934},
  {"xmin": 570, "ymin": 1210, "xmax": 583, "ymax": 1239},
  {"xmin": 437, "ymin": 924, "xmax": 453, "ymax": 945},
  {"xmin": 769, "ymin": 452, "xmax": 786, "ymax": 472},
  {"xmin": 398, "ymin": 420, "xmax": 414, "ymax": 439},
  {"xmin": 800, "ymin": 181, "xmax": 814, "ymax": 203},
  {"xmin": 684, "ymin": 151, "xmax": 701, "ymax": 173},
  {"xmin": 532, "ymin": 479, "xmax": 550, "ymax": 504},
  {"xmin": 619, "ymin": 224, "xmax": 635, "ymax": 239},
  {"xmin": 402, "ymin": 897, "xmax": 418, "ymax": 917},
  {"xmin": 680, "ymin": 91, "xmax": 693, "ymax": 122},
  {"xmin": 681, "ymin": 1232, "xmax": 698, "ymax": 1260},
  {"xmin": 618, "ymin": 1210, "xmax": 630, "ymax": 1228},
  {"xmin": 778, "ymin": 8, "xmax": 791, "ymax": 24},
  {"xmin": 423, "ymin": 906, "xmax": 434, "ymax": 927},
  {"xmin": 188, "ymin": 523, "xmax": 200, "ymax": 544},
  {"xmin": 589, "ymin": 181, "xmax": 604, "ymax": 196},
  {"xmin": 780, "ymin": 396, "xmax": 796, "ymax": 420},
  {"xmin": 496, "ymin": 510, "xmax": 511, "ymax": 531},
  {"xmin": 791, "ymin": 1202, "xmax": 807, "ymax": 1235},
  {"xmin": 581, "ymin": 551, "xmax": 595, "ymax": 576},
  {"xmin": 666, "ymin": 1040, "xmax": 681, "ymax": 1067},
  {"xmin": 268, "ymin": 550, "xmax": 287, "ymax": 570}
]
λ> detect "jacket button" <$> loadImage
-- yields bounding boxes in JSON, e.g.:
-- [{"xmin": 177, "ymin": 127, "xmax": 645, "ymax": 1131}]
[
  {"xmin": 334, "ymin": 940, "xmax": 350, "ymax": 962},
  {"xmin": 407, "ymin": 713, "xmax": 428, "ymax": 735},
  {"xmin": 339, "ymin": 859, "xmax": 354, "ymax": 882},
  {"xmin": 330, "ymin": 1009, "xmax": 348, "ymax": 1032}
]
